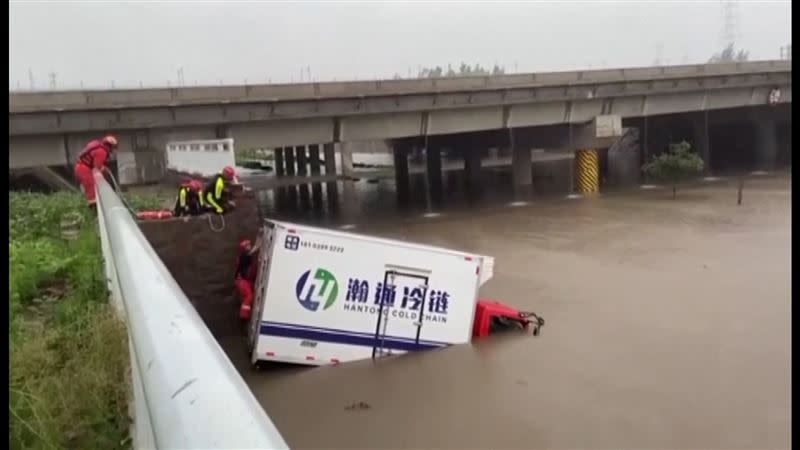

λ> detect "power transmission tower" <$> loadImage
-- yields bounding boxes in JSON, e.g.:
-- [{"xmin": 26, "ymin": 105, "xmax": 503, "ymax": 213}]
[
  {"xmin": 28, "ymin": 68, "xmax": 35, "ymax": 90},
  {"xmin": 720, "ymin": 0, "xmax": 741, "ymax": 48},
  {"xmin": 48, "ymin": 71, "xmax": 57, "ymax": 89}
]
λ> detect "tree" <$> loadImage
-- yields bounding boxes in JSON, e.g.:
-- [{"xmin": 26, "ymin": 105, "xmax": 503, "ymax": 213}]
[
  {"xmin": 709, "ymin": 43, "xmax": 749, "ymax": 63},
  {"xmin": 641, "ymin": 141, "xmax": 705, "ymax": 199},
  {"xmin": 416, "ymin": 62, "xmax": 504, "ymax": 78}
]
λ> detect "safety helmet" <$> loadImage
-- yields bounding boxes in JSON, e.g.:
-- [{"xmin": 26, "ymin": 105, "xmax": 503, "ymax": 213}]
[
  {"xmin": 222, "ymin": 166, "xmax": 236, "ymax": 180},
  {"xmin": 102, "ymin": 135, "xmax": 118, "ymax": 150},
  {"xmin": 188, "ymin": 180, "xmax": 203, "ymax": 192},
  {"xmin": 239, "ymin": 239, "xmax": 252, "ymax": 252}
]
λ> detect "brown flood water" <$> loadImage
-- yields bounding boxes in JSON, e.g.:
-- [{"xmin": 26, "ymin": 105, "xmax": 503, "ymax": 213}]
[{"xmin": 221, "ymin": 174, "xmax": 791, "ymax": 449}]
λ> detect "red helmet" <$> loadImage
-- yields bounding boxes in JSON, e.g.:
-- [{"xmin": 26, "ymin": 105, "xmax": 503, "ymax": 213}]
[
  {"xmin": 222, "ymin": 166, "xmax": 236, "ymax": 180},
  {"xmin": 239, "ymin": 239, "xmax": 252, "ymax": 252},
  {"xmin": 102, "ymin": 135, "xmax": 118, "ymax": 150},
  {"xmin": 188, "ymin": 180, "xmax": 203, "ymax": 192}
]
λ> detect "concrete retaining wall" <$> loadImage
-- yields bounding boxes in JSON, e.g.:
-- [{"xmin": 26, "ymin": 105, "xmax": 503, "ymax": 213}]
[{"xmin": 138, "ymin": 193, "xmax": 261, "ymax": 339}]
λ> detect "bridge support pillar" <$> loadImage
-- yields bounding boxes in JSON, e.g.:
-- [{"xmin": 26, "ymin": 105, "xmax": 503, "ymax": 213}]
[
  {"xmin": 754, "ymin": 118, "xmax": 778, "ymax": 171},
  {"xmin": 692, "ymin": 112, "xmax": 712, "ymax": 174},
  {"xmin": 273, "ymin": 148, "xmax": 287, "ymax": 209},
  {"xmin": 274, "ymin": 148, "xmax": 286, "ymax": 177},
  {"xmin": 464, "ymin": 147, "xmax": 483, "ymax": 195},
  {"xmin": 511, "ymin": 146, "xmax": 533, "ymax": 199},
  {"xmin": 323, "ymin": 143, "xmax": 339, "ymax": 211},
  {"xmin": 575, "ymin": 149, "xmax": 600, "ymax": 194},
  {"xmin": 425, "ymin": 146, "xmax": 443, "ymax": 205},
  {"xmin": 295, "ymin": 146, "xmax": 311, "ymax": 210},
  {"xmin": 295, "ymin": 146, "xmax": 308, "ymax": 175},
  {"xmin": 284, "ymin": 146, "xmax": 298, "ymax": 210},
  {"xmin": 308, "ymin": 144, "xmax": 323, "ymax": 210},
  {"xmin": 285, "ymin": 148, "xmax": 296, "ymax": 176},
  {"xmin": 340, "ymin": 143, "xmax": 355, "ymax": 178},
  {"xmin": 393, "ymin": 144, "xmax": 410, "ymax": 206}
]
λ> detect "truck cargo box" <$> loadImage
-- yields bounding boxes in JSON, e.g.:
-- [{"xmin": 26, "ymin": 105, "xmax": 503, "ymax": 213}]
[{"xmin": 247, "ymin": 220, "xmax": 495, "ymax": 366}]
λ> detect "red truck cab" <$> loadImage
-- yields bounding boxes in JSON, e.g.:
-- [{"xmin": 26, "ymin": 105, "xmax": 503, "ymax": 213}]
[{"xmin": 472, "ymin": 299, "xmax": 544, "ymax": 338}]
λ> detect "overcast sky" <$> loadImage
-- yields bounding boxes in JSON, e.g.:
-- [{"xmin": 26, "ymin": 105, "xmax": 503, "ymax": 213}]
[{"xmin": 9, "ymin": 1, "xmax": 792, "ymax": 91}]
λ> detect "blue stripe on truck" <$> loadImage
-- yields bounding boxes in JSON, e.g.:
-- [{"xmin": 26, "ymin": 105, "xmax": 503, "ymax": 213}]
[{"xmin": 259, "ymin": 321, "xmax": 448, "ymax": 351}]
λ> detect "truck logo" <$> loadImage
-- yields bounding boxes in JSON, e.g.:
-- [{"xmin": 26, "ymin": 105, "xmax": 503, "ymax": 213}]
[
  {"xmin": 296, "ymin": 268, "xmax": 339, "ymax": 311},
  {"xmin": 285, "ymin": 235, "xmax": 300, "ymax": 251}
]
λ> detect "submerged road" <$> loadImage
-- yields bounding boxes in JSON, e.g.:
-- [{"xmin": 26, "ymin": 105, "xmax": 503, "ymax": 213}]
[{"xmin": 219, "ymin": 173, "xmax": 790, "ymax": 449}]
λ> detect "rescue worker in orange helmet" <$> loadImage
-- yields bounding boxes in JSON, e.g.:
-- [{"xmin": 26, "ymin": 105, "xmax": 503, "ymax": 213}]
[
  {"xmin": 235, "ymin": 233, "xmax": 262, "ymax": 321},
  {"xmin": 173, "ymin": 179, "xmax": 205, "ymax": 217},
  {"xmin": 203, "ymin": 166, "xmax": 237, "ymax": 215},
  {"xmin": 74, "ymin": 135, "xmax": 118, "ymax": 212}
]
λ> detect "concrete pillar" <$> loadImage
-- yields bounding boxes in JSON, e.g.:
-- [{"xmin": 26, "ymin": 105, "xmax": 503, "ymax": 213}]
[
  {"xmin": 215, "ymin": 125, "xmax": 231, "ymax": 139},
  {"xmin": 511, "ymin": 146, "xmax": 532, "ymax": 198},
  {"xmin": 425, "ymin": 146, "xmax": 443, "ymax": 204},
  {"xmin": 323, "ymin": 143, "xmax": 339, "ymax": 211},
  {"xmin": 393, "ymin": 144, "xmax": 410, "ymax": 206},
  {"xmin": 273, "ymin": 148, "xmax": 287, "ymax": 209},
  {"xmin": 284, "ymin": 147, "xmax": 298, "ymax": 208},
  {"xmin": 308, "ymin": 145, "xmax": 323, "ymax": 210},
  {"xmin": 308, "ymin": 145, "xmax": 322, "ymax": 175},
  {"xmin": 693, "ymin": 112, "xmax": 712, "ymax": 174},
  {"xmin": 323, "ymin": 143, "xmax": 336, "ymax": 175},
  {"xmin": 607, "ymin": 128, "xmax": 641, "ymax": 188},
  {"xmin": 274, "ymin": 148, "xmax": 286, "ymax": 177},
  {"xmin": 295, "ymin": 146, "xmax": 308, "ymax": 175},
  {"xmin": 754, "ymin": 119, "xmax": 778, "ymax": 170},
  {"xmin": 294, "ymin": 146, "xmax": 311, "ymax": 209},
  {"xmin": 285, "ymin": 148, "xmax": 296, "ymax": 176},
  {"xmin": 340, "ymin": 143, "xmax": 354, "ymax": 178},
  {"xmin": 574, "ymin": 149, "xmax": 600, "ymax": 194},
  {"xmin": 464, "ymin": 148, "xmax": 482, "ymax": 189}
]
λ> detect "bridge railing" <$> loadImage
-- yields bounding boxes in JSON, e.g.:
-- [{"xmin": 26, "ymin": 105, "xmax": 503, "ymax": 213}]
[
  {"xmin": 94, "ymin": 172, "xmax": 288, "ymax": 449},
  {"xmin": 10, "ymin": 59, "xmax": 791, "ymax": 112}
]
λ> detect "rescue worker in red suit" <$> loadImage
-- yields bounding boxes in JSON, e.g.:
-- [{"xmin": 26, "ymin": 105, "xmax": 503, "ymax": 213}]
[
  {"xmin": 235, "ymin": 234, "xmax": 262, "ymax": 321},
  {"xmin": 74, "ymin": 135, "xmax": 118, "ymax": 212}
]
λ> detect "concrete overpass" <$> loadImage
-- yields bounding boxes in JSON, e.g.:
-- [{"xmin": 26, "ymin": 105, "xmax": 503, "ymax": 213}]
[{"xmin": 9, "ymin": 60, "xmax": 791, "ymax": 191}]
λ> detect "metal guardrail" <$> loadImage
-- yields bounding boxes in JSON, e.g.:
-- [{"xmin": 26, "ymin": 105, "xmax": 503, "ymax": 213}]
[{"xmin": 94, "ymin": 172, "xmax": 288, "ymax": 449}]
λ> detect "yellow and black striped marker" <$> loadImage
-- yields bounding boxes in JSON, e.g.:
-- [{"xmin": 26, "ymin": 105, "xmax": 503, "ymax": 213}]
[{"xmin": 574, "ymin": 149, "xmax": 600, "ymax": 194}]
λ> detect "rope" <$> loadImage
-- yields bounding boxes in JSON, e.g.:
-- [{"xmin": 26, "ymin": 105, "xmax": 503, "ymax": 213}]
[
  {"xmin": 207, "ymin": 213, "xmax": 226, "ymax": 232},
  {"xmin": 104, "ymin": 170, "xmax": 138, "ymax": 216}
]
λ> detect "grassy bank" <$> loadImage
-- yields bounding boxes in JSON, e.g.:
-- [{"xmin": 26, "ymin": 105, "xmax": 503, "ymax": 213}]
[{"xmin": 9, "ymin": 191, "xmax": 160, "ymax": 449}]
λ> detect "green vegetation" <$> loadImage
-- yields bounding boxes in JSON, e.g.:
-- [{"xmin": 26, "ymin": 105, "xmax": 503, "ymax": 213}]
[
  {"xmin": 10, "ymin": 191, "xmax": 161, "ymax": 449},
  {"xmin": 234, "ymin": 148, "xmax": 273, "ymax": 165},
  {"xmin": 642, "ymin": 141, "xmax": 705, "ymax": 199}
]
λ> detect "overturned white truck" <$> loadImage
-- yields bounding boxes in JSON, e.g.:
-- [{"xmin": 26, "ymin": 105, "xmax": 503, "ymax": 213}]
[{"xmin": 246, "ymin": 220, "xmax": 543, "ymax": 367}]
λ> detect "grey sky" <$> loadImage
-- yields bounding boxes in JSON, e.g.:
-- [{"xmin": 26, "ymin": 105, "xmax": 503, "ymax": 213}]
[{"xmin": 9, "ymin": 1, "xmax": 792, "ymax": 91}]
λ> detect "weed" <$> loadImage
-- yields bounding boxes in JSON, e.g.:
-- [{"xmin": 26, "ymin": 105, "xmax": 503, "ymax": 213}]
[{"xmin": 10, "ymin": 192, "xmax": 131, "ymax": 450}]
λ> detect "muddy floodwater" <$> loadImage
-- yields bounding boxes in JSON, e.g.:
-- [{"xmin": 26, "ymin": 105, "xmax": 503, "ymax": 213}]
[{"xmin": 220, "ymin": 173, "xmax": 790, "ymax": 449}]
